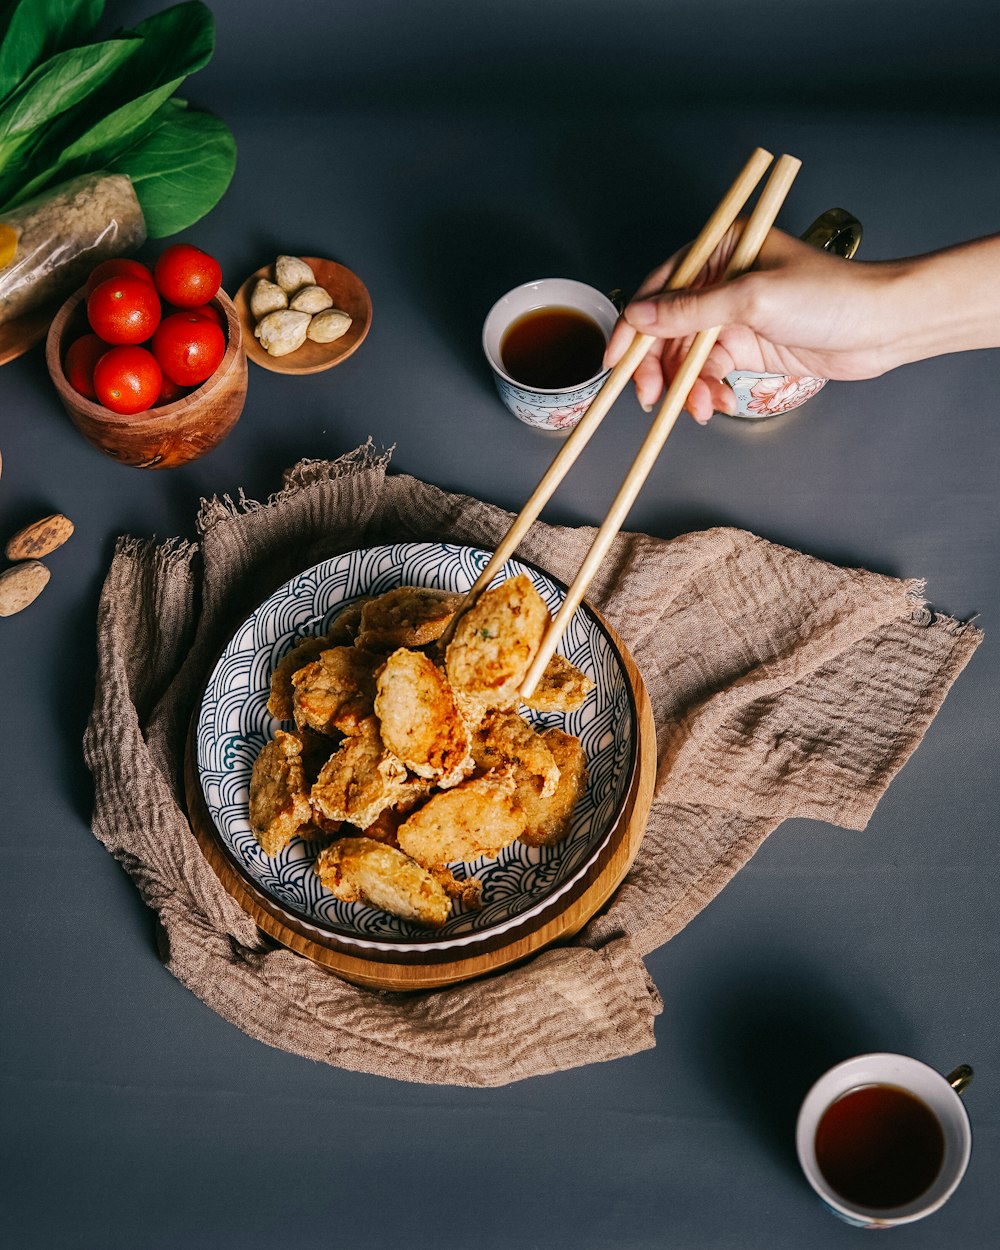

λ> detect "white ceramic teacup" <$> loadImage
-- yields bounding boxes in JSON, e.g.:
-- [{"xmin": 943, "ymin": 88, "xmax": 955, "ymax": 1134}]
[
  {"xmin": 482, "ymin": 278, "xmax": 619, "ymax": 433},
  {"xmin": 796, "ymin": 1053, "xmax": 973, "ymax": 1229}
]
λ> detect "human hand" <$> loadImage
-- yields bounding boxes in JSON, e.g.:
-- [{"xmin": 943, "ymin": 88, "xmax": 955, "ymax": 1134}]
[{"xmin": 604, "ymin": 224, "xmax": 898, "ymax": 423}]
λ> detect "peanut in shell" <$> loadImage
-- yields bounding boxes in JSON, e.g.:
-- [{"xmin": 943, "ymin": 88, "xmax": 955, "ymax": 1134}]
[
  {"xmin": 5, "ymin": 513, "xmax": 74, "ymax": 561},
  {"xmin": 0, "ymin": 560, "xmax": 50, "ymax": 617}
]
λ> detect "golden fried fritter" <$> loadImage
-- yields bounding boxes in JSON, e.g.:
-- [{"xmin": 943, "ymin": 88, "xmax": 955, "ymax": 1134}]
[
  {"xmin": 515, "ymin": 728, "xmax": 588, "ymax": 847},
  {"xmin": 310, "ymin": 717, "xmax": 409, "ymax": 829},
  {"xmin": 375, "ymin": 648, "xmax": 473, "ymax": 787},
  {"xmin": 248, "ymin": 729, "xmax": 314, "ymax": 856},
  {"xmin": 355, "ymin": 585, "xmax": 462, "ymax": 653},
  {"xmin": 470, "ymin": 708, "xmax": 559, "ymax": 797},
  {"xmin": 396, "ymin": 768, "xmax": 526, "ymax": 866},
  {"xmin": 325, "ymin": 598, "xmax": 368, "ymax": 646},
  {"xmin": 445, "ymin": 574, "xmax": 550, "ymax": 703},
  {"xmin": 519, "ymin": 652, "xmax": 594, "ymax": 713},
  {"xmin": 315, "ymin": 836, "xmax": 450, "ymax": 929},
  {"xmin": 349, "ymin": 779, "xmax": 432, "ymax": 846},
  {"xmin": 291, "ymin": 645, "xmax": 377, "ymax": 736},
  {"xmin": 267, "ymin": 633, "xmax": 335, "ymax": 721}
]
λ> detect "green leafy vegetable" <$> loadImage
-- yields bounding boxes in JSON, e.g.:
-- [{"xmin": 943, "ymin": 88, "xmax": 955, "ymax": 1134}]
[
  {"xmin": 2, "ymin": 2, "xmax": 217, "ymax": 210},
  {"xmin": 0, "ymin": 0, "xmax": 105, "ymax": 105},
  {"xmin": 108, "ymin": 98, "xmax": 236, "ymax": 237},
  {"xmin": 0, "ymin": 0, "xmax": 235, "ymax": 235}
]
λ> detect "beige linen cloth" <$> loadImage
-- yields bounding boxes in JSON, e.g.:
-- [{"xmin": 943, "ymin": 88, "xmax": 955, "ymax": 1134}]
[{"xmin": 84, "ymin": 444, "xmax": 981, "ymax": 1087}]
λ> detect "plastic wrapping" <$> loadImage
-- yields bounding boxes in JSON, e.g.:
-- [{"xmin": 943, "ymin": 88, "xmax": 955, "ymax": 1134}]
[{"xmin": 0, "ymin": 172, "xmax": 146, "ymax": 326}]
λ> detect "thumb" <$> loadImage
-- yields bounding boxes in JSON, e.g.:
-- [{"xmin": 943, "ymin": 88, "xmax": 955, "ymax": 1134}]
[{"xmin": 625, "ymin": 276, "xmax": 754, "ymax": 340}]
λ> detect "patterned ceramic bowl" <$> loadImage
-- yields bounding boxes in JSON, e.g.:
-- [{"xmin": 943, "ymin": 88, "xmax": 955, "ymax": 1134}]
[{"xmin": 193, "ymin": 543, "xmax": 639, "ymax": 954}]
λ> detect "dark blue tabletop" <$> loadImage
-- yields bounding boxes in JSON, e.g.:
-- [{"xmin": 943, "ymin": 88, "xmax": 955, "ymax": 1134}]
[{"xmin": 2, "ymin": 2, "xmax": 998, "ymax": 1247}]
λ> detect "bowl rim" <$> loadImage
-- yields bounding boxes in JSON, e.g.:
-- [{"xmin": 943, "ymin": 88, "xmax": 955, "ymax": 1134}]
[
  {"xmin": 187, "ymin": 542, "xmax": 641, "ymax": 955},
  {"xmin": 45, "ymin": 284, "xmax": 244, "ymax": 425}
]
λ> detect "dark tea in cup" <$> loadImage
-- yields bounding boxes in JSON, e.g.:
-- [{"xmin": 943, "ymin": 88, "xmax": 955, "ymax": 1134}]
[
  {"xmin": 814, "ymin": 1083, "xmax": 945, "ymax": 1209},
  {"xmin": 796, "ymin": 1054, "xmax": 972, "ymax": 1228},
  {"xmin": 500, "ymin": 306, "xmax": 606, "ymax": 390}
]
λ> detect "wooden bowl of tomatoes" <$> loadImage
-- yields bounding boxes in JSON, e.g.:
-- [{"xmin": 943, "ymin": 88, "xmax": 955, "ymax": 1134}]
[{"xmin": 45, "ymin": 246, "xmax": 248, "ymax": 469}]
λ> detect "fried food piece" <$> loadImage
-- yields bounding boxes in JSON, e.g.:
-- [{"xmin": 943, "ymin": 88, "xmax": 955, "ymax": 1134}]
[
  {"xmin": 267, "ymin": 633, "xmax": 335, "ymax": 721},
  {"xmin": 326, "ymin": 598, "xmax": 368, "ymax": 646},
  {"xmin": 375, "ymin": 648, "xmax": 473, "ymax": 787},
  {"xmin": 248, "ymin": 730, "xmax": 314, "ymax": 856},
  {"xmin": 355, "ymin": 585, "xmax": 462, "ymax": 653},
  {"xmin": 396, "ymin": 768, "xmax": 526, "ymax": 866},
  {"xmin": 352, "ymin": 779, "xmax": 432, "ymax": 846},
  {"xmin": 445, "ymin": 574, "xmax": 550, "ymax": 704},
  {"xmin": 291, "ymin": 645, "xmax": 377, "ymax": 736},
  {"xmin": 315, "ymin": 836, "xmax": 450, "ymax": 929},
  {"xmin": 310, "ymin": 716, "xmax": 408, "ymax": 829},
  {"xmin": 470, "ymin": 708, "xmax": 560, "ymax": 798},
  {"xmin": 430, "ymin": 865, "xmax": 484, "ymax": 910},
  {"xmin": 515, "ymin": 728, "xmax": 588, "ymax": 847},
  {"xmin": 295, "ymin": 726, "xmax": 340, "ymax": 783},
  {"xmin": 519, "ymin": 652, "xmax": 594, "ymax": 713}
]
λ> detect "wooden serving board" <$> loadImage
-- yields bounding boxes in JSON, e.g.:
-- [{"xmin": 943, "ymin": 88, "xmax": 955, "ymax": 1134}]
[
  {"xmin": 0, "ymin": 299, "xmax": 59, "ymax": 366},
  {"xmin": 184, "ymin": 627, "xmax": 655, "ymax": 993}
]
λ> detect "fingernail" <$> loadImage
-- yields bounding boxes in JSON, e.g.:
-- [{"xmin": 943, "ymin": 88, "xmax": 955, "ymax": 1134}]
[
  {"xmin": 640, "ymin": 401, "xmax": 653, "ymax": 413},
  {"xmin": 628, "ymin": 301, "xmax": 656, "ymax": 328}
]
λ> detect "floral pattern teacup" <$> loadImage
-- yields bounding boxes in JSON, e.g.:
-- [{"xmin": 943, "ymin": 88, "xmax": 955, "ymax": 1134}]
[
  {"xmin": 723, "ymin": 208, "xmax": 862, "ymax": 419},
  {"xmin": 482, "ymin": 278, "xmax": 619, "ymax": 433}
]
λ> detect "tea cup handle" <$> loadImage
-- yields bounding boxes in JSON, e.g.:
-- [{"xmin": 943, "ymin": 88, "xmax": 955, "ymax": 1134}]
[{"xmin": 947, "ymin": 1064, "xmax": 974, "ymax": 1095}]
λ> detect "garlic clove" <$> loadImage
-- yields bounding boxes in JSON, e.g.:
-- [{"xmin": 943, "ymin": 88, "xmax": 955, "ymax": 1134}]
[
  {"xmin": 274, "ymin": 254, "xmax": 316, "ymax": 294},
  {"xmin": 255, "ymin": 309, "xmax": 311, "ymax": 356},
  {"xmin": 307, "ymin": 308, "xmax": 353, "ymax": 343},
  {"xmin": 289, "ymin": 284, "xmax": 334, "ymax": 314},
  {"xmin": 250, "ymin": 277, "xmax": 288, "ymax": 319}
]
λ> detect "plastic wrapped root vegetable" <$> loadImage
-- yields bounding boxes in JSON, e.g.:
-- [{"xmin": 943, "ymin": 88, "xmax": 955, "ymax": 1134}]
[{"xmin": 0, "ymin": 172, "xmax": 146, "ymax": 326}]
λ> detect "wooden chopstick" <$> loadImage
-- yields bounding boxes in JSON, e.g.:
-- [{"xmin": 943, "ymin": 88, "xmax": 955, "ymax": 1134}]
[
  {"xmin": 438, "ymin": 146, "xmax": 775, "ymax": 650},
  {"xmin": 518, "ymin": 152, "xmax": 803, "ymax": 698}
]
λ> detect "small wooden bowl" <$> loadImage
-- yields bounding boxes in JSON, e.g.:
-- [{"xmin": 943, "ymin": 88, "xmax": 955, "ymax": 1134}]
[
  {"xmin": 45, "ymin": 287, "xmax": 248, "ymax": 469},
  {"xmin": 235, "ymin": 257, "xmax": 372, "ymax": 375}
]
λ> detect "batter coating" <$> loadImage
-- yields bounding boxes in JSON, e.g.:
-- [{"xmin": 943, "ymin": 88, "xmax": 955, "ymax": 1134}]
[
  {"xmin": 515, "ymin": 728, "xmax": 588, "ymax": 847},
  {"xmin": 248, "ymin": 729, "xmax": 314, "ymax": 856},
  {"xmin": 310, "ymin": 716, "xmax": 409, "ymax": 829},
  {"xmin": 355, "ymin": 585, "xmax": 462, "ymax": 653},
  {"xmin": 519, "ymin": 652, "xmax": 594, "ymax": 713},
  {"xmin": 470, "ymin": 708, "xmax": 560, "ymax": 798},
  {"xmin": 315, "ymin": 836, "xmax": 450, "ymax": 929},
  {"xmin": 291, "ymin": 645, "xmax": 377, "ymax": 736},
  {"xmin": 445, "ymin": 575, "xmax": 550, "ymax": 704},
  {"xmin": 396, "ymin": 768, "xmax": 526, "ymax": 867},
  {"xmin": 375, "ymin": 648, "xmax": 473, "ymax": 787}
]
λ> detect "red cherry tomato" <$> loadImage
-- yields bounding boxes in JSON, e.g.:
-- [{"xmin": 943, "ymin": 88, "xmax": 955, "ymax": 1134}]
[
  {"xmin": 155, "ymin": 374, "xmax": 189, "ymax": 407},
  {"xmin": 151, "ymin": 312, "xmax": 226, "ymax": 386},
  {"xmin": 87, "ymin": 276, "xmax": 162, "ymax": 345},
  {"xmin": 153, "ymin": 243, "xmax": 222, "ymax": 308},
  {"xmin": 85, "ymin": 258, "xmax": 155, "ymax": 298},
  {"xmin": 93, "ymin": 346, "xmax": 163, "ymax": 414},
  {"xmin": 64, "ymin": 333, "xmax": 109, "ymax": 399},
  {"xmin": 185, "ymin": 301, "xmax": 226, "ymax": 328}
]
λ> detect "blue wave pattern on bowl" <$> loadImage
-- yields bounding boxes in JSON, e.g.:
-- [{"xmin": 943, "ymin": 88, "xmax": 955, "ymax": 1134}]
[{"xmin": 195, "ymin": 543, "xmax": 636, "ymax": 951}]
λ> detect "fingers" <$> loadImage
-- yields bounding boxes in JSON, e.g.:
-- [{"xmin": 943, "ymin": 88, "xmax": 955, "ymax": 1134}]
[
  {"xmin": 604, "ymin": 247, "xmax": 687, "ymax": 368},
  {"xmin": 625, "ymin": 278, "xmax": 750, "ymax": 339},
  {"xmin": 603, "ymin": 316, "xmax": 637, "ymax": 368},
  {"xmin": 632, "ymin": 352, "xmax": 665, "ymax": 411}
]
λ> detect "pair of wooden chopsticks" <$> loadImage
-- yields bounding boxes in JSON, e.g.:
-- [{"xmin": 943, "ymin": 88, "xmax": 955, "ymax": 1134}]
[{"xmin": 446, "ymin": 146, "xmax": 801, "ymax": 697}]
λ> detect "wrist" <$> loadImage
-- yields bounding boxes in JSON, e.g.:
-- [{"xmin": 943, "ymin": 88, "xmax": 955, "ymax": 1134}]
[{"xmin": 875, "ymin": 240, "xmax": 1000, "ymax": 371}]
